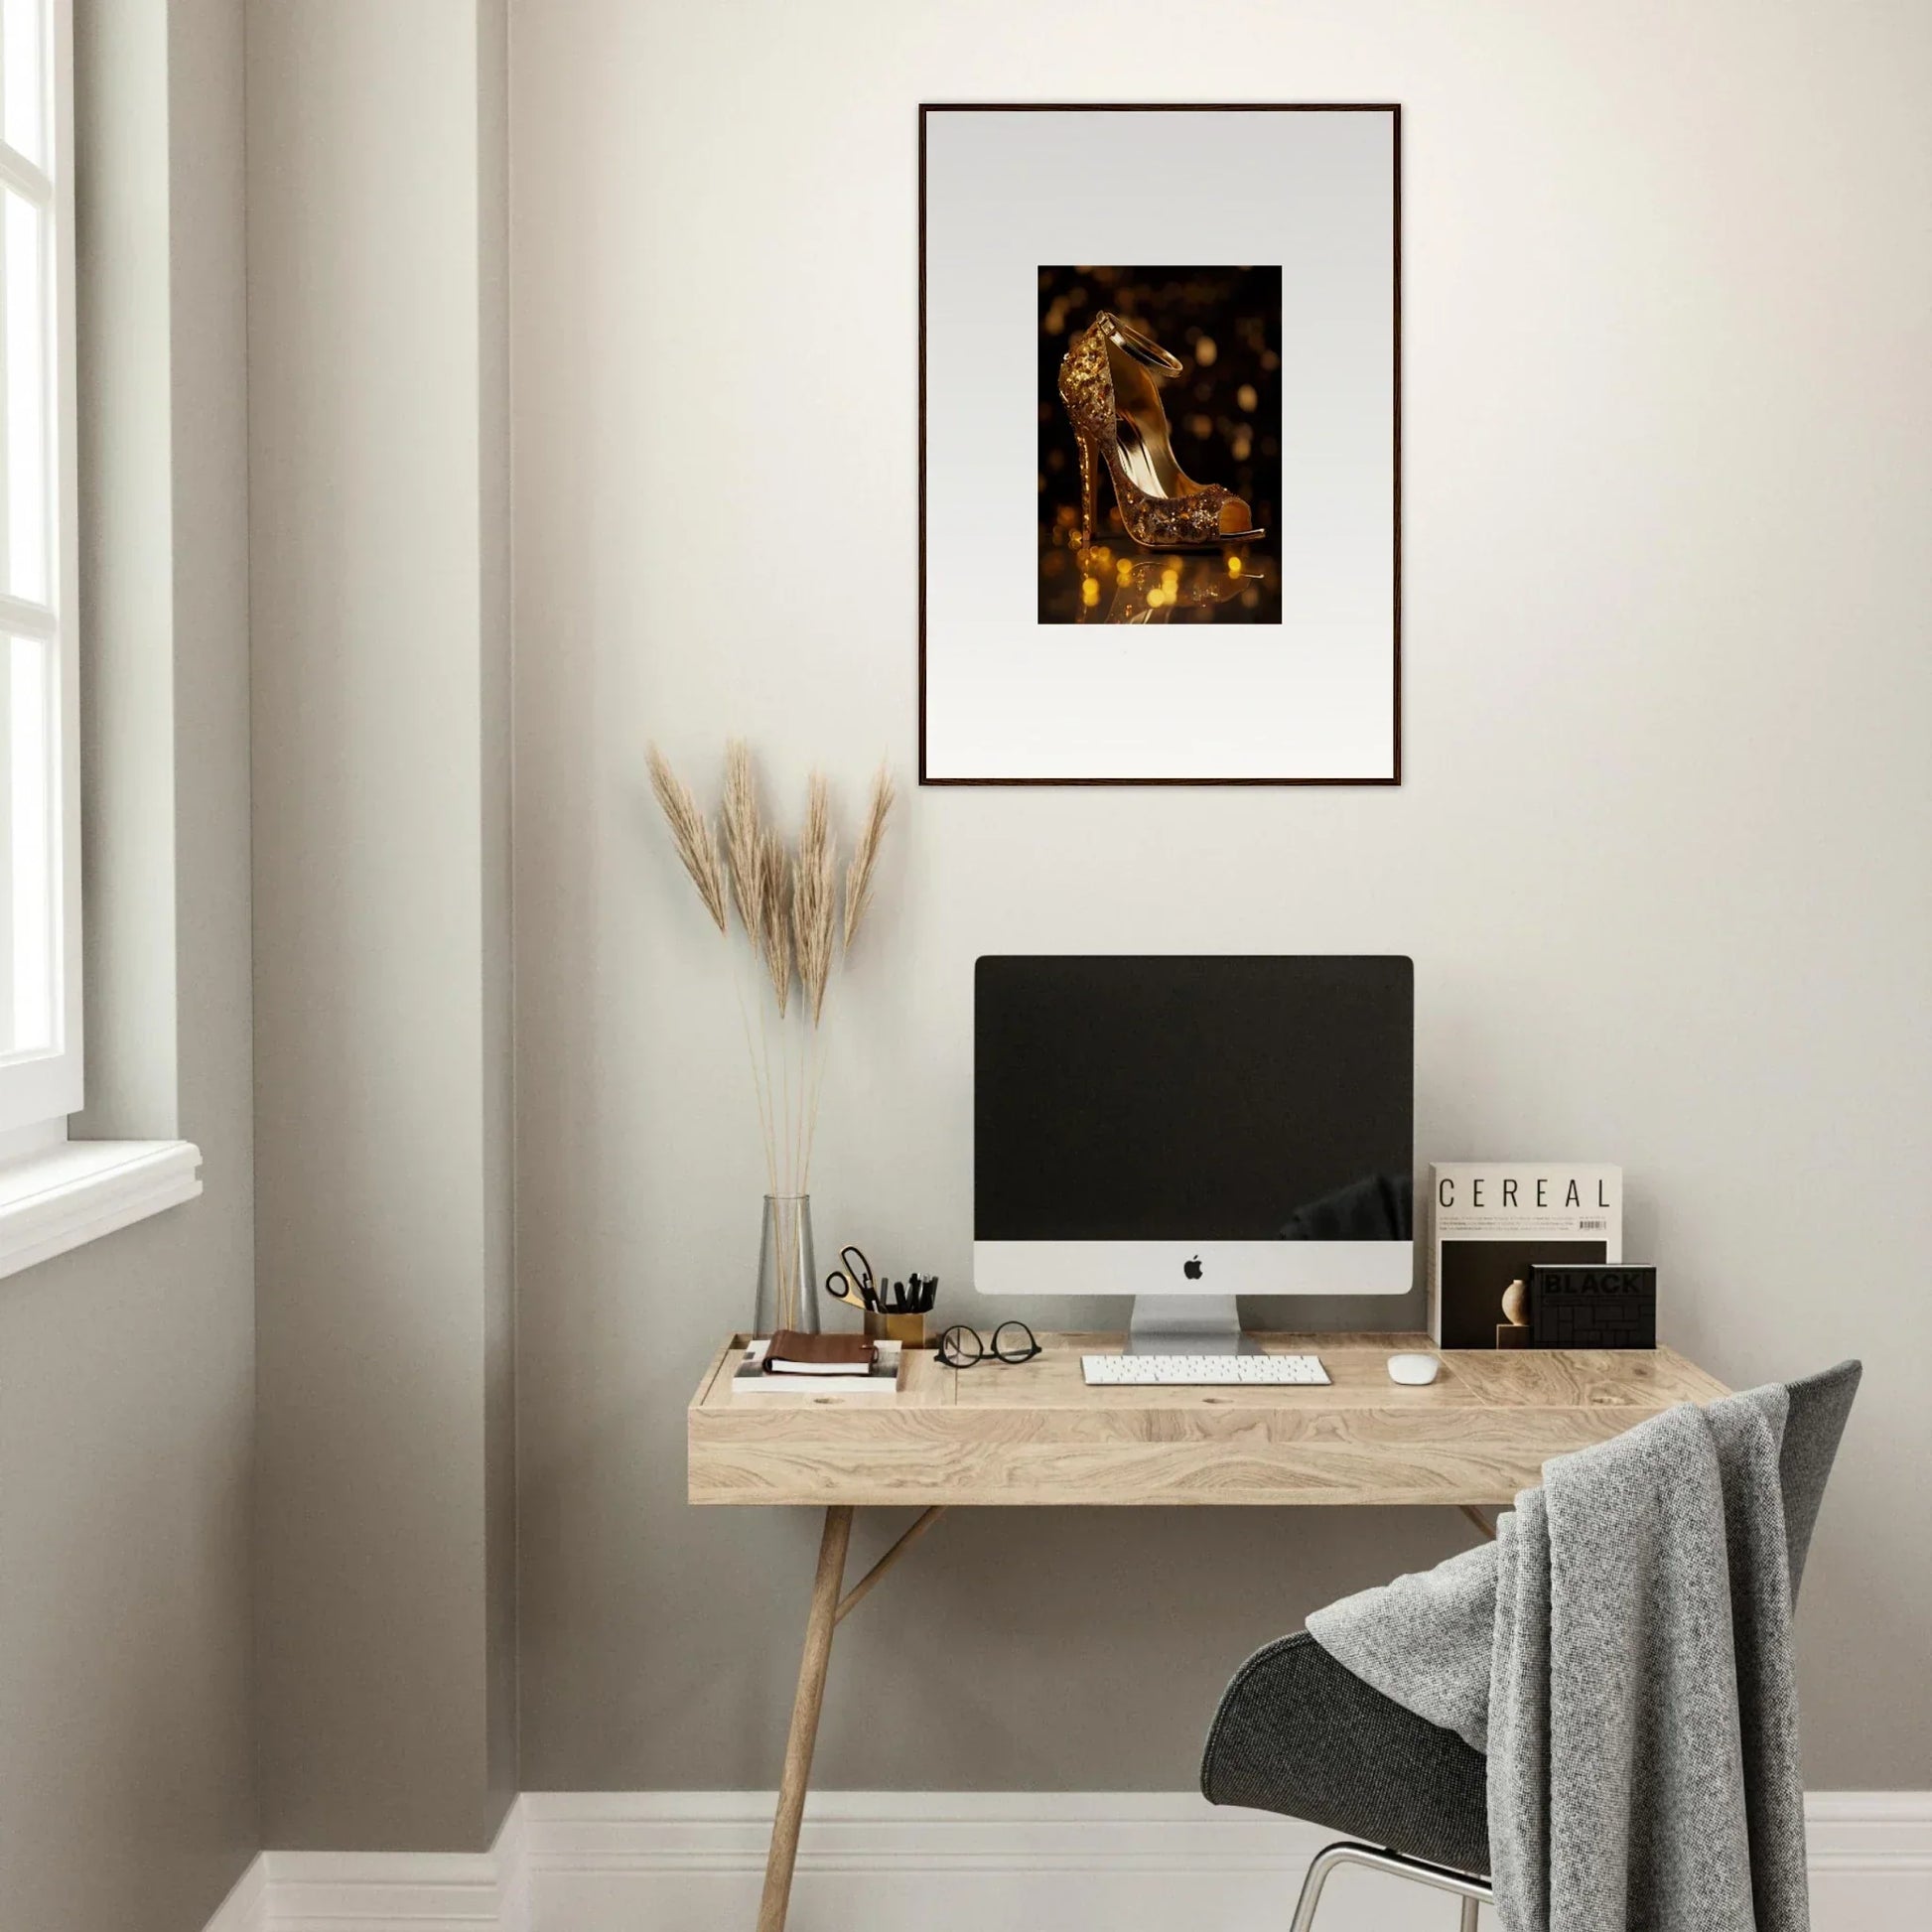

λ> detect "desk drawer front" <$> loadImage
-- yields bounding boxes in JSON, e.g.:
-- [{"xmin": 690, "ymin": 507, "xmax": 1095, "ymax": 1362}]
[{"xmin": 687, "ymin": 1401, "xmax": 1674, "ymax": 1507}]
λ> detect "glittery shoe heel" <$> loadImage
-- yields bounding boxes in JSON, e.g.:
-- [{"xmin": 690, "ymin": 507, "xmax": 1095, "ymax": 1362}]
[
  {"xmin": 1056, "ymin": 311, "xmax": 1265, "ymax": 552},
  {"xmin": 1073, "ymin": 425, "xmax": 1103, "ymax": 546}
]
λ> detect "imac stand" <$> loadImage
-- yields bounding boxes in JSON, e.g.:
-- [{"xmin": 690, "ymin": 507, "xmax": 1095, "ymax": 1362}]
[{"xmin": 1126, "ymin": 1294, "xmax": 1255, "ymax": 1355}]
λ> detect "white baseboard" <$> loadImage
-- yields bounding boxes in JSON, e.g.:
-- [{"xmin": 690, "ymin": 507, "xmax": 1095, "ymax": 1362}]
[
  {"xmin": 205, "ymin": 1790, "xmax": 1932, "ymax": 1932},
  {"xmin": 201, "ymin": 1854, "xmax": 265, "ymax": 1932}
]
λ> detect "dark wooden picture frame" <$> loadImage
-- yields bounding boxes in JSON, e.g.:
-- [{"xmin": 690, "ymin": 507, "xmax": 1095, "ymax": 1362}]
[{"xmin": 917, "ymin": 103, "xmax": 1402, "ymax": 787}]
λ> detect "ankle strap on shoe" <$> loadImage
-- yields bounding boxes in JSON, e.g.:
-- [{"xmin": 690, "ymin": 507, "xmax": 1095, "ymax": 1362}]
[{"xmin": 1096, "ymin": 312, "xmax": 1184, "ymax": 377}]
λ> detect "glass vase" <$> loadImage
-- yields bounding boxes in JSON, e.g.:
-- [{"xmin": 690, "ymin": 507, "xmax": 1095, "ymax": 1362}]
[{"xmin": 754, "ymin": 1193, "xmax": 818, "ymax": 1337}]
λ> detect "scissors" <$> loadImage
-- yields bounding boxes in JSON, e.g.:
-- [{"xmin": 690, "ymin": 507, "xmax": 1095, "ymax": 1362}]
[{"xmin": 824, "ymin": 1245, "xmax": 879, "ymax": 1312}]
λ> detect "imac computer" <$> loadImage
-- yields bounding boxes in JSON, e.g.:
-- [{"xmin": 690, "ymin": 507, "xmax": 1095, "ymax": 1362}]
[{"xmin": 974, "ymin": 955, "xmax": 1414, "ymax": 1353}]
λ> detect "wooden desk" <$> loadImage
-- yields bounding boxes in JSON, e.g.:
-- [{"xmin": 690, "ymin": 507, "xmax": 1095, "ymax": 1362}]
[{"xmin": 688, "ymin": 1331, "xmax": 1727, "ymax": 1930}]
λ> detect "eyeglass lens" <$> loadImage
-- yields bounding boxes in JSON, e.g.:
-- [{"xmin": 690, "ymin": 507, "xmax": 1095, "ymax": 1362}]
[
  {"xmin": 993, "ymin": 1321, "xmax": 1039, "ymax": 1362},
  {"xmin": 939, "ymin": 1325, "xmax": 982, "ymax": 1366}
]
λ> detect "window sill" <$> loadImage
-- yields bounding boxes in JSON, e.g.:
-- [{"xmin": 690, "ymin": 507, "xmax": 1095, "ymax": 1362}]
[{"xmin": 0, "ymin": 1140, "xmax": 203, "ymax": 1283}]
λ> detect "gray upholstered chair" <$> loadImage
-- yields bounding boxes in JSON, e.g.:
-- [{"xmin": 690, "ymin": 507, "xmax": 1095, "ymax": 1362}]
[{"xmin": 1200, "ymin": 1361, "xmax": 1861, "ymax": 1929}]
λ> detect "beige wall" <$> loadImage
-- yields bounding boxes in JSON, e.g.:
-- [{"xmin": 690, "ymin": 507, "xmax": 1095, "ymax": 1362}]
[
  {"xmin": 249, "ymin": 0, "xmax": 516, "ymax": 1853},
  {"xmin": 510, "ymin": 0, "xmax": 1932, "ymax": 1793},
  {"xmin": 0, "ymin": 2, "xmax": 259, "ymax": 1928}
]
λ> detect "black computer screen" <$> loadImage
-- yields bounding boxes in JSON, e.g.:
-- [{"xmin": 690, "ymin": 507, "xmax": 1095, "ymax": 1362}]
[{"xmin": 974, "ymin": 956, "xmax": 1413, "ymax": 1241}]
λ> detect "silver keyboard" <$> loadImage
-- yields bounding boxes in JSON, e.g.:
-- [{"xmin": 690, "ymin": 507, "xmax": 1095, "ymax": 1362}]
[{"xmin": 1081, "ymin": 1352, "xmax": 1330, "ymax": 1387}]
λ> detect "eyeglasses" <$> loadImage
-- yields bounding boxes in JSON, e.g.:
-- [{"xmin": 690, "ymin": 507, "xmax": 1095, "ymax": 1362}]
[{"xmin": 936, "ymin": 1320, "xmax": 1041, "ymax": 1368}]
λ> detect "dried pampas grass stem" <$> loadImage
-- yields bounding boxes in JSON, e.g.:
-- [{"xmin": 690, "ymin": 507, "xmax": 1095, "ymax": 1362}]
[
  {"xmin": 647, "ymin": 746, "xmax": 727, "ymax": 934},
  {"xmin": 757, "ymin": 827, "xmax": 793, "ymax": 1019},
  {"xmin": 721, "ymin": 739, "xmax": 763, "ymax": 939},
  {"xmin": 645, "ymin": 742, "xmax": 896, "ymax": 1198},
  {"xmin": 793, "ymin": 774, "xmax": 836, "ymax": 1028},
  {"xmin": 844, "ymin": 762, "xmax": 896, "ymax": 950}
]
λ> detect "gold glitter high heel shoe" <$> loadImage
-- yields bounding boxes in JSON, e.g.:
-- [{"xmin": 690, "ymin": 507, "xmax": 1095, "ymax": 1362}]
[{"xmin": 1057, "ymin": 311, "xmax": 1265, "ymax": 551}]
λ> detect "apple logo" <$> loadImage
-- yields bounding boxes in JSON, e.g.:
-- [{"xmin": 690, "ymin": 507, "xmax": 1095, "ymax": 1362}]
[{"xmin": 1183, "ymin": 1255, "xmax": 1203, "ymax": 1280}]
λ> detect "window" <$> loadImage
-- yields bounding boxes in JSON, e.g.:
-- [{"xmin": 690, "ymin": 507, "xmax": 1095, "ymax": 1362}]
[
  {"xmin": 0, "ymin": 0, "xmax": 75, "ymax": 1142},
  {"xmin": 0, "ymin": 0, "xmax": 198, "ymax": 1275}
]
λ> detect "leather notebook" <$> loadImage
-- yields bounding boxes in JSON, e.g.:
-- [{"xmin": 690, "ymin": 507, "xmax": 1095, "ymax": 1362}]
[{"xmin": 764, "ymin": 1330, "xmax": 877, "ymax": 1375}]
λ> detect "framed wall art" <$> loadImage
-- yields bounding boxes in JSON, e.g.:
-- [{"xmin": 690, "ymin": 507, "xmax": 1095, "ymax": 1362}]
[{"xmin": 918, "ymin": 104, "xmax": 1401, "ymax": 785}]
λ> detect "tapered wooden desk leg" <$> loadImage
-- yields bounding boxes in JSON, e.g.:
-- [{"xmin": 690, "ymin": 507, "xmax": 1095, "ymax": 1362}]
[{"xmin": 758, "ymin": 1504, "xmax": 853, "ymax": 1932}]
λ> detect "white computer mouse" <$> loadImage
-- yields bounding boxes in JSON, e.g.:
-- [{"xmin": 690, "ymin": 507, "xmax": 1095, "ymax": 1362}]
[{"xmin": 1387, "ymin": 1352, "xmax": 1442, "ymax": 1386}]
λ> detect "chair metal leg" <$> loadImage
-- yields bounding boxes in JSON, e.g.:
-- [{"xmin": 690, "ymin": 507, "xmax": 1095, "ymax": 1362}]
[
  {"xmin": 1288, "ymin": 1841, "xmax": 1492, "ymax": 1932},
  {"xmin": 1287, "ymin": 1843, "xmax": 1350, "ymax": 1932}
]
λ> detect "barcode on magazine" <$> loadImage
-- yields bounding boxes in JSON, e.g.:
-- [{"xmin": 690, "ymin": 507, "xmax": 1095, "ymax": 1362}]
[{"xmin": 1579, "ymin": 1218, "xmax": 1608, "ymax": 1231}]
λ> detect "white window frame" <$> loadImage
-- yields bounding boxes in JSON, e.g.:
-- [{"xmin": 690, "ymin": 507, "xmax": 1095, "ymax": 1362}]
[
  {"xmin": 0, "ymin": 0, "xmax": 201, "ymax": 1278},
  {"xmin": 0, "ymin": 0, "xmax": 79, "ymax": 1141}
]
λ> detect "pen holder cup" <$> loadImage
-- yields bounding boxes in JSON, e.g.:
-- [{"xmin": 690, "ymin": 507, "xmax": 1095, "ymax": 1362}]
[{"xmin": 866, "ymin": 1310, "xmax": 926, "ymax": 1348}]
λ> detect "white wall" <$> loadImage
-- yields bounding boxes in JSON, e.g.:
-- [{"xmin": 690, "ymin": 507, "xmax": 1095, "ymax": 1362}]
[{"xmin": 510, "ymin": 0, "xmax": 1932, "ymax": 1793}]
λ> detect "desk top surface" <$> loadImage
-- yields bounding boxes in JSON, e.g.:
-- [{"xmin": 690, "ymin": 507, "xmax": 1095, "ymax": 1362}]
[{"xmin": 688, "ymin": 1332, "xmax": 1728, "ymax": 1508}]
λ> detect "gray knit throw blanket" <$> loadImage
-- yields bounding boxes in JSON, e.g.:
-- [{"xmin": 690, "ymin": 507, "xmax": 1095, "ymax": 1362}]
[{"xmin": 1307, "ymin": 1387, "xmax": 1809, "ymax": 1932}]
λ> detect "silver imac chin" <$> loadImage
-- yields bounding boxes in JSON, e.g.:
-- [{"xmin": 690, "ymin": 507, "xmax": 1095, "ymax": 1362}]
[
  {"xmin": 973, "ymin": 1241, "xmax": 1414, "ymax": 1353},
  {"xmin": 973, "ymin": 955, "xmax": 1417, "ymax": 1354}
]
